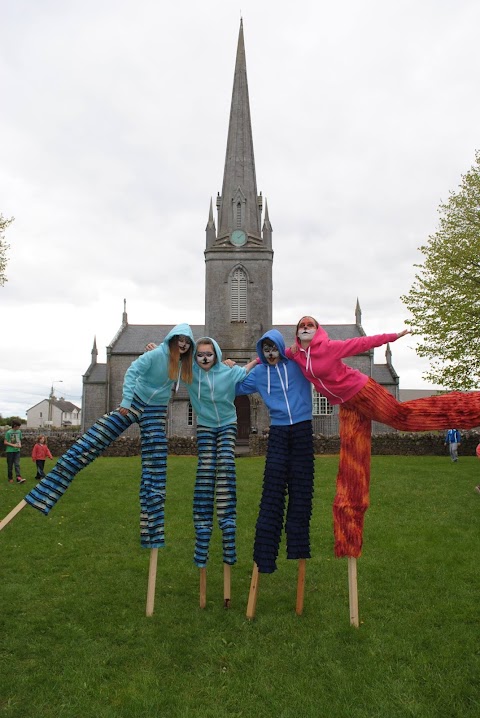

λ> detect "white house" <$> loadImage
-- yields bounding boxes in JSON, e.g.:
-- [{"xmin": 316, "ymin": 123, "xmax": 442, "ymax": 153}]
[{"xmin": 27, "ymin": 397, "xmax": 82, "ymax": 429}]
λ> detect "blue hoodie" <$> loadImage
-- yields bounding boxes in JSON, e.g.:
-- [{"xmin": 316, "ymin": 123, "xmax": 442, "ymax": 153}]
[
  {"xmin": 120, "ymin": 323, "xmax": 195, "ymax": 409},
  {"xmin": 236, "ymin": 329, "xmax": 312, "ymax": 426},
  {"xmin": 187, "ymin": 337, "xmax": 248, "ymax": 428}
]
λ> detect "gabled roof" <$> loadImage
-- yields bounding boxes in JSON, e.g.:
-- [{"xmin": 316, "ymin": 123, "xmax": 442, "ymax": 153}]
[{"xmin": 53, "ymin": 399, "xmax": 80, "ymax": 412}]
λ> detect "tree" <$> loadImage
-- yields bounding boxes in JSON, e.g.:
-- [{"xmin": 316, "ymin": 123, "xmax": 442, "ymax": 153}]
[
  {"xmin": 401, "ymin": 150, "xmax": 480, "ymax": 390},
  {"xmin": 0, "ymin": 213, "xmax": 14, "ymax": 286}
]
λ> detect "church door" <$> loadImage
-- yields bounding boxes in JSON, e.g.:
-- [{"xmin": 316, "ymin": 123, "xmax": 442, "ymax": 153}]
[{"xmin": 234, "ymin": 395, "xmax": 251, "ymax": 443}]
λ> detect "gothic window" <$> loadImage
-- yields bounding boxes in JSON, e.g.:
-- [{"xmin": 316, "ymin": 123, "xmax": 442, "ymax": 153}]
[
  {"xmin": 236, "ymin": 202, "xmax": 242, "ymax": 227},
  {"xmin": 230, "ymin": 266, "xmax": 247, "ymax": 321},
  {"xmin": 312, "ymin": 390, "xmax": 333, "ymax": 416},
  {"xmin": 187, "ymin": 402, "xmax": 193, "ymax": 427}
]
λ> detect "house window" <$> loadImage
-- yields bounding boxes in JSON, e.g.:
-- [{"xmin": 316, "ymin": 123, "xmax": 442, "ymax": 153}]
[
  {"xmin": 39, "ymin": 412, "xmax": 43, "ymax": 418},
  {"xmin": 312, "ymin": 390, "xmax": 333, "ymax": 416},
  {"xmin": 231, "ymin": 267, "xmax": 247, "ymax": 321},
  {"xmin": 187, "ymin": 402, "xmax": 193, "ymax": 427}
]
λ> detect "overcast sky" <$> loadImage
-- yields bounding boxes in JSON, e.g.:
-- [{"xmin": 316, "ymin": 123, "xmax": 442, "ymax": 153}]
[{"xmin": 1, "ymin": 0, "xmax": 479, "ymax": 419}]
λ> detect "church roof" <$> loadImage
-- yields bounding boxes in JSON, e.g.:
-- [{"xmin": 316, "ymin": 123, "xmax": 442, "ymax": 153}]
[{"xmin": 111, "ymin": 322, "xmax": 367, "ymax": 353}]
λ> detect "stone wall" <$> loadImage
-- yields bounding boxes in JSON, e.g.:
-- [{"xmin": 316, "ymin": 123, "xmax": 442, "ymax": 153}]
[{"xmin": 7, "ymin": 430, "xmax": 480, "ymax": 459}]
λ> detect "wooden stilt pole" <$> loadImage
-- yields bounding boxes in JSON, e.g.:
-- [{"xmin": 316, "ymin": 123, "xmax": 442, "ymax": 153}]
[
  {"xmin": 246, "ymin": 562, "xmax": 259, "ymax": 620},
  {"xmin": 295, "ymin": 558, "xmax": 306, "ymax": 616},
  {"xmin": 145, "ymin": 548, "xmax": 158, "ymax": 617},
  {"xmin": 199, "ymin": 567, "xmax": 207, "ymax": 609},
  {"xmin": 0, "ymin": 499, "xmax": 27, "ymax": 532},
  {"xmin": 223, "ymin": 563, "xmax": 231, "ymax": 608},
  {"xmin": 348, "ymin": 556, "xmax": 359, "ymax": 627}
]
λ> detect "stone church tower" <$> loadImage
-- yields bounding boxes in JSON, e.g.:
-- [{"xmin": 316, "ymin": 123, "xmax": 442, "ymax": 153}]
[
  {"xmin": 81, "ymin": 20, "xmax": 400, "ymax": 439},
  {"xmin": 205, "ymin": 20, "xmax": 272, "ymax": 362}
]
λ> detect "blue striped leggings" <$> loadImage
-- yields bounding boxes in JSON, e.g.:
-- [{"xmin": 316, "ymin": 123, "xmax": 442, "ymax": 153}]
[
  {"xmin": 193, "ymin": 424, "xmax": 237, "ymax": 567},
  {"xmin": 24, "ymin": 396, "xmax": 168, "ymax": 548},
  {"xmin": 254, "ymin": 420, "xmax": 315, "ymax": 574}
]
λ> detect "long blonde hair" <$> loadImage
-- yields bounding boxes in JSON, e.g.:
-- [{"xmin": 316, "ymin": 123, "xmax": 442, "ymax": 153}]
[{"xmin": 168, "ymin": 337, "xmax": 194, "ymax": 384}]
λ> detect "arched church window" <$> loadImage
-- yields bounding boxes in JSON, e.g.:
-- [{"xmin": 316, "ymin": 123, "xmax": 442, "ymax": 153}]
[
  {"xmin": 231, "ymin": 267, "xmax": 247, "ymax": 321},
  {"xmin": 236, "ymin": 202, "xmax": 242, "ymax": 227}
]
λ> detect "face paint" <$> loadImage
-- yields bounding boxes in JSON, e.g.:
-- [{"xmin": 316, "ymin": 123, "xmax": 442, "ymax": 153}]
[
  {"xmin": 196, "ymin": 350, "xmax": 216, "ymax": 368},
  {"xmin": 262, "ymin": 342, "xmax": 280, "ymax": 364},
  {"xmin": 297, "ymin": 328, "xmax": 316, "ymax": 340},
  {"xmin": 177, "ymin": 335, "xmax": 191, "ymax": 353},
  {"xmin": 297, "ymin": 318, "xmax": 317, "ymax": 342}
]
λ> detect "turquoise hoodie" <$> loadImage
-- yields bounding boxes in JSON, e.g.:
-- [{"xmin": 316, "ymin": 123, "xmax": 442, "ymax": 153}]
[
  {"xmin": 120, "ymin": 323, "xmax": 195, "ymax": 409},
  {"xmin": 187, "ymin": 337, "xmax": 247, "ymax": 428}
]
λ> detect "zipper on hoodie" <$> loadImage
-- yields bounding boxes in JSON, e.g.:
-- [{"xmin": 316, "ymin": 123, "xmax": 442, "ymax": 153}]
[
  {"xmin": 272, "ymin": 364, "xmax": 293, "ymax": 424},
  {"xmin": 303, "ymin": 347, "xmax": 344, "ymax": 404}
]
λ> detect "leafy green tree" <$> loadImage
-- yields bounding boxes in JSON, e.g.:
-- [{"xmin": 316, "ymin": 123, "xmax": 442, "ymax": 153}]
[
  {"xmin": 0, "ymin": 213, "xmax": 14, "ymax": 286},
  {"xmin": 401, "ymin": 150, "xmax": 480, "ymax": 390}
]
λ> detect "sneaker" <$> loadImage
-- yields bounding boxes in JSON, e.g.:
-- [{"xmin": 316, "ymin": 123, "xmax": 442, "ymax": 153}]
[
  {"xmin": 16, "ymin": 477, "xmax": 26, "ymax": 484},
  {"xmin": 475, "ymin": 485, "xmax": 480, "ymax": 494}
]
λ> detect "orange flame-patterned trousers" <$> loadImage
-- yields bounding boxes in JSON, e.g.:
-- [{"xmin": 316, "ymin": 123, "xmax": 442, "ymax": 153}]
[{"xmin": 334, "ymin": 378, "xmax": 480, "ymax": 558}]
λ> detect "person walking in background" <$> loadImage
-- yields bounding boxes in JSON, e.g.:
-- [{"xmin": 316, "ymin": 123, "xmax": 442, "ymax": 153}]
[
  {"xmin": 4, "ymin": 420, "xmax": 25, "ymax": 484},
  {"xmin": 31, "ymin": 435, "xmax": 53, "ymax": 479},
  {"xmin": 445, "ymin": 428, "xmax": 461, "ymax": 462}
]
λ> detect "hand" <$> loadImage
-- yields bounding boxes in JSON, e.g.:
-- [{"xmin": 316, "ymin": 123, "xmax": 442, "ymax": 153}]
[
  {"xmin": 223, "ymin": 359, "xmax": 236, "ymax": 367},
  {"xmin": 397, "ymin": 329, "xmax": 411, "ymax": 338},
  {"xmin": 118, "ymin": 407, "xmax": 129, "ymax": 416},
  {"xmin": 290, "ymin": 344, "xmax": 298, "ymax": 354},
  {"xmin": 145, "ymin": 343, "xmax": 157, "ymax": 352}
]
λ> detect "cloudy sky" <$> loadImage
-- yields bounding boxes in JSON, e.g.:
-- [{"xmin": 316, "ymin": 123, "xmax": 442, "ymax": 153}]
[{"xmin": 1, "ymin": 0, "xmax": 479, "ymax": 419}]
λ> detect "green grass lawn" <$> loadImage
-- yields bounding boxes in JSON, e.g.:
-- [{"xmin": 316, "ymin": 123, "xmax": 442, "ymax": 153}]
[{"xmin": 1, "ymin": 455, "xmax": 479, "ymax": 718}]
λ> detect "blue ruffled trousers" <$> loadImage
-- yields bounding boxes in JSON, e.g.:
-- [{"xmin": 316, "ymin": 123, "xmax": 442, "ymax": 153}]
[
  {"xmin": 193, "ymin": 423, "xmax": 237, "ymax": 567},
  {"xmin": 254, "ymin": 420, "xmax": 315, "ymax": 573},
  {"xmin": 24, "ymin": 396, "xmax": 168, "ymax": 548}
]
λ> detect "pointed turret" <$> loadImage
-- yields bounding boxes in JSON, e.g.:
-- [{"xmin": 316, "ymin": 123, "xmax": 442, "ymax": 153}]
[
  {"xmin": 262, "ymin": 198, "xmax": 272, "ymax": 250},
  {"xmin": 122, "ymin": 298, "xmax": 128, "ymax": 326},
  {"xmin": 206, "ymin": 197, "xmax": 217, "ymax": 248},
  {"xmin": 91, "ymin": 336, "xmax": 98, "ymax": 365},
  {"xmin": 216, "ymin": 19, "xmax": 262, "ymax": 243},
  {"xmin": 355, "ymin": 298, "xmax": 362, "ymax": 326}
]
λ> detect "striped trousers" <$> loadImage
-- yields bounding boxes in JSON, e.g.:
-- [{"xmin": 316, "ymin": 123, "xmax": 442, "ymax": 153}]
[
  {"xmin": 24, "ymin": 396, "xmax": 168, "ymax": 548},
  {"xmin": 193, "ymin": 424, "xmax": 237, "ymax": 567},
  {"xmin": 334, "ymin": 378, "xmax": 480, "ymax": 558},
  {"xmin": 254, "ymin": 420, "xmax": 314, "ymax": 574}
]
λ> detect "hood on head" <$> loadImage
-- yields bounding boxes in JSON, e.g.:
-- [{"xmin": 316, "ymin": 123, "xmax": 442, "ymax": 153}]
[
  {"xmin": 162, "ymin": 323, "xmax": 195, "ymax": 350},
  {"xmin": 256, "ymin": 329, "xmax": 287, "ymax": 365},
  {"xmin": 295, "ymin": 323, "xmax": 328, "ymax": 348},
  {"xmin": 195, "ymin": 336, "xmax": 222, "ymax": 365}
]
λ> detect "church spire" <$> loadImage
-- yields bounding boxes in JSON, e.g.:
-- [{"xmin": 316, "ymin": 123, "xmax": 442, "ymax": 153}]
[{"xmin": 217, "ymin": 19, "xmax": 261, "ymax": 242}]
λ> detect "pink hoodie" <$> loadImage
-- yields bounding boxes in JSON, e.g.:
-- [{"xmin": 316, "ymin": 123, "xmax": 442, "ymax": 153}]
[{"xmin": 285, "ymin": 326, "xmax": 399, "ymax": 405}]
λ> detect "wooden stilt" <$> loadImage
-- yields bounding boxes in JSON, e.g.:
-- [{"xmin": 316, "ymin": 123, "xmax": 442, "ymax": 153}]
[
  {"xmin": 223, "ymin": 563, "xmax": 231, "ymax": 608},
  {"xmin": 199, "ymin": 567, "xmax": 207, "ymax": 609},
  {"xmin": 0, "ymin": 499, "xmax": 27, "ymax": 532},
  {"xmin": 145, "ymin": 548, "xmax": 158, "ymax": 617},
  {"xmin": 246, "ymin": 562, "xmax": 260, "ymax": 620},
  {"xmin": 295, "ymin": 558, "xmax": 306, "ymax": 616},
  {"xmin": 348, "ymin": 556, "xmax": 359, "ymax": 627}
]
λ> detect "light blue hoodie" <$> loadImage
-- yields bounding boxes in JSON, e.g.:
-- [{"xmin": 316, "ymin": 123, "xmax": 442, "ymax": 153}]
[
  {"xmin": 120, "ymin": 323, "xmax": 195, "ymax": 409},
  {"xmin": 236, "ymin": 329, "xmax": 312, "ymax": 426},
  {"xmin": 187, "ymin": 337, "xmax": 247, "ymax": 428}
]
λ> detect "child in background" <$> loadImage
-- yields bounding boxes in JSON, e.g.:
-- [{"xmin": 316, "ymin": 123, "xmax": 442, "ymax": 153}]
[
  {"xmin": 31, "ymin": 435, "xmax": 53, "ymax": 479},
  {"xmin": 4, "ymin": 420, "xmax": 25, "ymax": 484}
]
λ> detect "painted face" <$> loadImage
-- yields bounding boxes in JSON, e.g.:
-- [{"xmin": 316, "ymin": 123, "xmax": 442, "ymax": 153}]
[
  {"xmin": 262, "ymin": 341, "xmax": 280, "ymax": 364},
  {"xmin": 177, "ymin": 335, "xmax": 191, "ymax": 354},
  {"xmin": 297, "ymin": 317, "xmax": 317, "ymax": 342},
  {"xmin": 196, "ymin": 346, "xmax": 216, "ymax": 368}
]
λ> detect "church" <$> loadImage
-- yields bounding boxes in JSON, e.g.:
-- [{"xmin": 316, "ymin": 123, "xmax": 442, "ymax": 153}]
[{"xmin": 81, "ymin": 21, "xmax": 399, "ymax": 441}]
